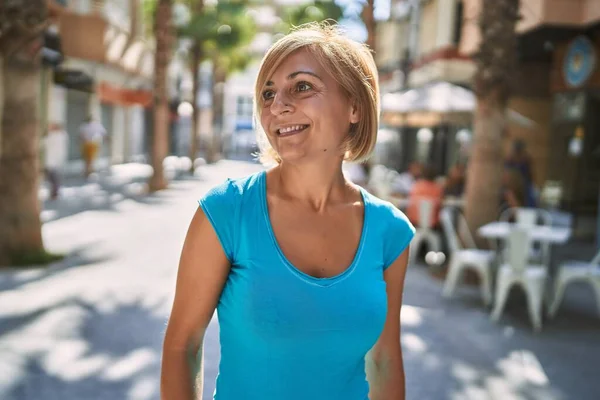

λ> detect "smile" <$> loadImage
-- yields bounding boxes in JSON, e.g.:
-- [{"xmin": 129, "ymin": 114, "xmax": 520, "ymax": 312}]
[{"xmin": 277, "ymin": 125, "xmax": 309, "ymax": 137}]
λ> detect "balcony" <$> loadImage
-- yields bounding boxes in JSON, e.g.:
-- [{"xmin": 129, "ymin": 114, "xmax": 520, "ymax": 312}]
[
  {"xmin": 518, "ymin": 0, "xmax": 600, "ymax": 33},
  {"xmin": 57, "ymin": 9, "xmax": 154, "ymax": 77},
  {"xmin": 59, "ymin": 10, "xmax": 107, "ymax": 63},
  {"xmin": 460, "ymin": 0, "xmax": 600, "ymax": 57}
]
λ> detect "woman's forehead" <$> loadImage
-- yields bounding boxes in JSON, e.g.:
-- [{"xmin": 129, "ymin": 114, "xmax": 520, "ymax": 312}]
[{"xmin": 267, "ymin": 49, "xmax": 327, "ymax": 81}]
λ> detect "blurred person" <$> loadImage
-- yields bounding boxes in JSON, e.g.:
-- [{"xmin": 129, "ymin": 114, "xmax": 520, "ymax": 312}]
[
  {"xmin": 79, "ymin": 116, "xmax": 107, "ymax": 178},
  {"xmin": 161, "ymin": 23, "xmax": 415, "ymax": 400},
  {"xmin": 407, "ymin": 164, "xmax": 444, "ymax": 227},
  {"xmin": 43, "ymin": 123, "xmax": 69, "ymax": 200},
  {"xmin": 505, "ymin": 139, "xmax": 536, "ymax": 207},
  {"xmin": 444, "ymin": 163, "xmax": 466, "ymax": 197},
  {"xmin": 500, "ymin": 167, "xmax": 527, "ymax": 213},
  {"xmin": 390, "ymin": 161, "xmax": 422, "ymax": 197}
]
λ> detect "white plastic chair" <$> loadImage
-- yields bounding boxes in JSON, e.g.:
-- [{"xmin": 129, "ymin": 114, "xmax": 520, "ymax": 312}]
[
  {"xmin": 409, "ymin": 199, "xmax": 442, "ymax": 265},
  {"xmin": 499, "ymin": 207, "xmax": 552, "ymax": 265},
  {"xmin": 491, "ymin": 228, "xmax": 548, "ymax": 332},
  {"xmin": 440, "ymin": 208, "xmax": 496, "ymax": 306},
  {"xmin": 548, "ymin": 250, "xmax": 600, "ymax": 318}
]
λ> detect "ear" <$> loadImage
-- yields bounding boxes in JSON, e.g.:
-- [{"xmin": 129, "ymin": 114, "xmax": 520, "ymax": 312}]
[{"xmin": 349, "ymin": 101, "xmax": 360, "ymax": 124}]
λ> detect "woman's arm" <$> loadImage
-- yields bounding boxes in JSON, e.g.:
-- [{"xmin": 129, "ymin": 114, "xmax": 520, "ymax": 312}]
[
  {"xmin": 161, "ymin": 208, "xmax": 231, "ymax": 399},
  {"xmin": 366, "ymin": 247, "xmax": 410, "ymax": 400}
]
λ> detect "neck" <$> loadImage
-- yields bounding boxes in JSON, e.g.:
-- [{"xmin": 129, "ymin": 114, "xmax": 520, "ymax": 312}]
[{"xmin": 274, "ymin": 158, "xmax": 349, "ymax": 211}]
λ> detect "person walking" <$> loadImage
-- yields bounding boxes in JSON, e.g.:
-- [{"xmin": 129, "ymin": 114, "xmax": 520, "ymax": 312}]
[
  {"xmin": 43, "ymin": 123, "xmax": 69, "ymax": 200},
  {"xmin": 161, "ymin": 23, "xmax": 415, "ymax": 400},
  {"xmin": 79, "ymin": 116, "xmax": 107, "ymax": 178}
]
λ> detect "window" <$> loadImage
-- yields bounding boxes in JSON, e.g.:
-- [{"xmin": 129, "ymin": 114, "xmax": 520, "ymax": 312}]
[
  {"xmin": 453, "ymin": 0, "xmax": 464, "ymax": 47},
  {"xmin": 72, "ymin": 0, "xmax": 92, "ymax": 13},
  {"xmin": 236, "ymin": 96, "xmax": 253, "ymax": 119}
]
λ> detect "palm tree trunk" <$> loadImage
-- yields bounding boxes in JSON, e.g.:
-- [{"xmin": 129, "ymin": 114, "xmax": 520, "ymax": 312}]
[
  {"xmin": 207, "ymin": 61, "xmax": 225, "ymax": 164},
  {"xmin": 189, "ymin": 43, "xmax": 201, "ymax": 173},
  {"xmin": 149, "ymin": 0, "xmax": 172, "ymax": 192},
  {"xmin": 188, "ymin": 0, "xmax": 205, "ymax": 174},
  {"xmin": 0, "ymin": 55, "xmax": 44, "ymax": 266},
  {"xmin": 362, "ymin": 0, "xmax": 376, "ymax": 53},
  {"xmin": 464, "ymin": 0, "xmax": 520, "ymax": 236}
]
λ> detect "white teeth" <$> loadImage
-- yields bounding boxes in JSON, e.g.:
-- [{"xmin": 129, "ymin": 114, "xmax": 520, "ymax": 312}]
[{"xmin": 278, "ymin": 125, "xmax": 306, "ymax": 134}]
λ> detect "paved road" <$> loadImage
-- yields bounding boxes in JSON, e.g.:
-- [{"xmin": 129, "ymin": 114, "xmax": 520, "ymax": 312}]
[{"xmin": 1, "ymin": 160, "xmax": 599, "ymax": 400}]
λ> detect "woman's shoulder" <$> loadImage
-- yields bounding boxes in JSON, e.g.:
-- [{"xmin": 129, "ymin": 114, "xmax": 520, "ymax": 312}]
[
  {"xmin": 364, "ymin": 190, "xmax": 409, "ymax": 223},
  {"xmin": 200, "ymin": 171, "xmax": 264, "ymax": 203}
]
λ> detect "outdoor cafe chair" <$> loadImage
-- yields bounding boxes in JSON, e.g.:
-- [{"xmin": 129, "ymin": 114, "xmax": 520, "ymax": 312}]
[
  {"xmin": 409, "ymin": 199, "xmax": 442, "ymax": 265},
  {"xmin": 440, "ymin": 208, "xmax": 495, "ymax": 306},
  {"xmin": 491, "ymin": 227, "xmax": 547, "ymax": 332},
  {"xmin": 548, "ymin": 249, "xmax": 600, "ymax": 318},
  {"xmin": 499, "ymin": 207, "xmax": 553, "ymax": 265}
]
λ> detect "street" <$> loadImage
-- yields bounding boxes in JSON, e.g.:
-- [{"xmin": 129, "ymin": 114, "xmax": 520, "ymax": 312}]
[{"xmin": 1, "ymin": 160, "xmax": 599, "ymax": 400}]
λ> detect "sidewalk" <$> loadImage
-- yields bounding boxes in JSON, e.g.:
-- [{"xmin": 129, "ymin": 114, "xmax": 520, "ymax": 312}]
[
  {"xmin": 39, "ymin": 157, "xmax": 214, "ymax": 223},
  {"xmin": 2, "ymin": 159, "xmax": 596, "ymax": 399}
]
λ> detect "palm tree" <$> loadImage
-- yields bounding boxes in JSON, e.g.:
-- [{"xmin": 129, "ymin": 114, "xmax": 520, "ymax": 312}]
[
  {"xmin": 0, "ymin": 0, "xmax": 49, "ymax": 266},
  {"xmin": 181, "ymin": 1, "xmax": 256, "ymax": 163},
  {"xmin": 188, "ymin": 0, "xmax": 204, "ymax": 174},
  {"xmin": 148, "ymin": 0, "xmax": 173, "ymax": 192},
  {"xmin": 464, "ymin": 0, "xmax": 520, "ymax": 235},
  {"xmin": 361, "ymin": 0, "xmax": 376, "ymax": 52},
  {"xmin": 281, "ymin": 0, "xmax": 344, "ymax": 28}
]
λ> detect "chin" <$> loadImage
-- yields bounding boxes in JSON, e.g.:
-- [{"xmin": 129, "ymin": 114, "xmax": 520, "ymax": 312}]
[{"xmin": 276, "ymin": 150, "xmax": 310, "ymax": 164}]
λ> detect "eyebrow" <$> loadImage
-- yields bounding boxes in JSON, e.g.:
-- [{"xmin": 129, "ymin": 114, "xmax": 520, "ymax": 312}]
[{"xmin": 265, "ymin": 71, "xmax": 323, "ymax": 86}]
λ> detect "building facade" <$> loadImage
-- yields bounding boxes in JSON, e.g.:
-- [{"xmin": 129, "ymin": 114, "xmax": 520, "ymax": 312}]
[
  {"xmin": 46, "ymin": 0, "xmax": 155, "ymax": 173},
  {"xmin": 461, "ymin": 0, "xmax": 600, "ymax": 238},
  {"xmin": 376, "ymin": 0, "xmax": 474, "ymax": 173}
]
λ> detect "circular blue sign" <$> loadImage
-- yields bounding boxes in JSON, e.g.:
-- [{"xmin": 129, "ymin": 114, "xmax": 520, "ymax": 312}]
[{"xmin": 563, "ymin": 36, "xmax": 596, "ymax": 88}]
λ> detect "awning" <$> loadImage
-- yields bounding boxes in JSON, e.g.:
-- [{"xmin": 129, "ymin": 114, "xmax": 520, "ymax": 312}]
[
  {"xmin": 54, "ymin": 68, "xmax": 94, "ymax": 92},
  {"xmin": 382, "ymin": 81, "xmax": 537, "ymax": 128},
  {"xmin": 382, "ymin": 82, "xmax": 475, "ymax": 114},
  {"xmin": 98, "ymin": 82, "xmax": 152, "ymax": 107}
]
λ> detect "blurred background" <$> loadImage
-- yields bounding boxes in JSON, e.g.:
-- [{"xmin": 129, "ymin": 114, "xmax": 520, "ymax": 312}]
[{"xmin": 1, "ymin": 0, "xmax": 600, "ymax": 399}]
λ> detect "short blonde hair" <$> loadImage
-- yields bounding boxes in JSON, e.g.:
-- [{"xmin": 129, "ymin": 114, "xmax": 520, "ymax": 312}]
[{"xmin": 253, "ymin": 22, "xmax": 380, "ymax": 165}]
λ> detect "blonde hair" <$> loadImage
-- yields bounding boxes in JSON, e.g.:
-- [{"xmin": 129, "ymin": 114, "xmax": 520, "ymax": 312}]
[{"xmin": 253, "ymin": 22, "xmax": 380, "ymax": 165}]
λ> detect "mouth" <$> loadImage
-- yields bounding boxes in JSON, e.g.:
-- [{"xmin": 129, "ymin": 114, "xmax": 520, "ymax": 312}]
[{"xmin": 276, "ymin": 124, "xmax": 309, "ymax": 137}]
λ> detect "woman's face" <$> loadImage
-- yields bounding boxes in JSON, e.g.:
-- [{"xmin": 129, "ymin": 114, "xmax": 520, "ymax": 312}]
[{"xmin": 259, "ymin": 48, "xmax": 359, "ymax": 164}]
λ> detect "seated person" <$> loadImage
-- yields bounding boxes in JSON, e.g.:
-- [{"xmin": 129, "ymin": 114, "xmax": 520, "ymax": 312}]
[
  {"xmin": 500, "ymin": 167, "xmax": 527, "ymax": 214},
  {"xmin": 444, "ymin": 163, "xmax": 466, "ymax": 197},
  {"xmin": 407, "ymin": 165, "xmax": 444, "ymax": 227},
  {"xmin": 390, "ymin": 161, "xmax": 422, "ymax": 197}
]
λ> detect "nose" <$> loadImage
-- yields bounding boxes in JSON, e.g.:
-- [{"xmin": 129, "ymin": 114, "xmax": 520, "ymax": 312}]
[{"xmin": 269, "ymin": 91, "xmax": 293, "ymax": 116}]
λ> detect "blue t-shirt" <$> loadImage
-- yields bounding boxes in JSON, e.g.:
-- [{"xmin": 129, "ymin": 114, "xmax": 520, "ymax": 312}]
[{"xmin": 198, "ymin": 170, "xmax": 415, "ymax": 400}]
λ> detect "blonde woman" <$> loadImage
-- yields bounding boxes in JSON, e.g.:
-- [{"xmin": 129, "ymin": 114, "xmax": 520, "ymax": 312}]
[{"xmin": 161, "ymin": 23, "xmax": 415, "ymax": 400}]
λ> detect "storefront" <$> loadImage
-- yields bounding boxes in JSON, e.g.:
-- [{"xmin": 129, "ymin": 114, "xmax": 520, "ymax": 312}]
[
  {"xmin": 548, "ymin": 34, "xmax": 600, "ymax": 239},
  {"xmin": 53, "ymin": 68, "xmax": 94, "ymax": 160}
]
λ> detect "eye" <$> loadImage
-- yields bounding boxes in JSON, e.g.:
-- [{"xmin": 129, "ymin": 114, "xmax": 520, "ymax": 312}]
[
  {"xmin": 262, "ymin": 90, "xmax": 275, "ymax": 101},
  {"xmin": 296, "ymin": 81, "xmax": 312, "ymax": 92}
]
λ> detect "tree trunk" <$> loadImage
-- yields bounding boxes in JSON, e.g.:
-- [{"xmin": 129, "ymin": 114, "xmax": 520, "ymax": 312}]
[
  {"xmin": 189, "ymin": 43, "xmax": 201, "ymax": 173},
  {"xmin": 362, "ymin": 0, "xmax": 376, "ymax": 53},
  {"xmin": 148, "ymin": 0, "xmax": 173, "ymax": 192},
  {"xmin": 0, "ymin": 55, "xmax": 44, "ymax": 266},
  {"xmin": 464, "ymin": 91, "xmax": 506, "ymax": 234},
  {"xmin": 207, "ymin": 61, "xmax": 226, "ymax": 164},
  {"xmin": 188, "ymin": 0, "xmax": 204, "ymax": 174},
  {"xmin": 464, "ymin": 0, "xmax": 520, "ymax": 238}
]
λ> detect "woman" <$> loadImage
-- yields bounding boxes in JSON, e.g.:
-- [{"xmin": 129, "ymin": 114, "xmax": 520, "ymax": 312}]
[{"xmin": 161, "ymin": 23, "xmax": 415, "ymax": 400}]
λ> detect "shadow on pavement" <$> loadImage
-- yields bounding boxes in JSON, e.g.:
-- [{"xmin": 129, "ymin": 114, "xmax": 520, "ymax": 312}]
[
  {"xmin": 0, "ymin": 243, "xmax": 116, "ymax": 292},
  {"xmin": 40, "ymin": 164, "xmax": 205, "ymax": 224},
  {"xmin": 1, "ymin": 296, "xmax": 168, "ymax": 400},
  {"xmin": 401, "ymin": 265, "xmax": 600, "ymax": 400}
]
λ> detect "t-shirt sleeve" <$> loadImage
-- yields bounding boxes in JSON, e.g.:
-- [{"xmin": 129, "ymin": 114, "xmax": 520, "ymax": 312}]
[
  {"xmin": 198, "ymin": 179, "xmax": 240, "ymax": 263},
  {"xmin": 383, "ymin": 206, "xmax": 416, "ymax": 270}
]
